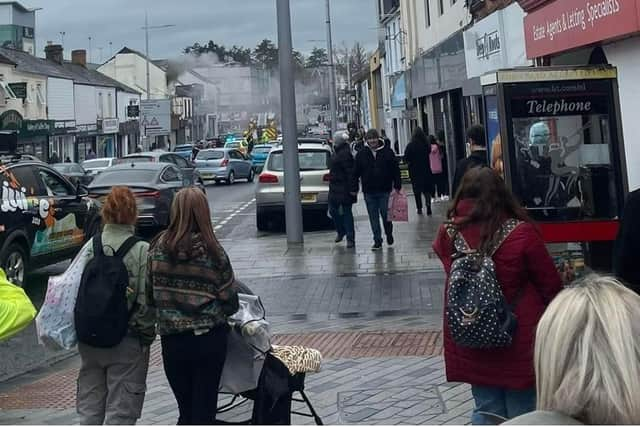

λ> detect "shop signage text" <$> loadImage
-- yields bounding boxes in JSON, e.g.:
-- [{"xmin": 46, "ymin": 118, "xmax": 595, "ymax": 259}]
[
  {"xmin": 100, "ymin": 118, "xmax": 119, "ymax": 134},
  {"xmin": 476, "ymin": 31, "xmax": 501, "ymax": 59},
  {"xmin": 524, "ymin": 0, "xmax": 640, "ymax": 58},
  {"xmin": 22, "ymin": 120, "xmax": 53, "ymax": 135}
]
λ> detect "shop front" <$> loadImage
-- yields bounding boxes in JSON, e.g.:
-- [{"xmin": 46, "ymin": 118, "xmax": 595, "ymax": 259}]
[
  {"xmin": 518, "ymin": 0, "xmax": 640, "ymax": 190},
  {"xmin": 481, "ymin": 66, "xmax": 626, "ymax": 271},
  {"xmin": 0, "ymin": 110, "xmax": 51, "ymax": 161},
  {"xmin": 97, "ymin": 118, "xmax": 119, "ymax": 158},
  {"xmin": 388, "ymin": 72, "xmax": 411, "ymax": 154},
  {"xmin": 75, "ymin": 123, "xmax": 98, "ymax": 163},
  {"xmin": 119, "ymin": 120, "xmax": 140, "ymax": 157},
  {"xmin": 410, "ymin": 31, "xmax": 468, "ymax": 193},
  {"xmin": 49, "ymin": 120, "xmax": 77, "ymax": 162}
]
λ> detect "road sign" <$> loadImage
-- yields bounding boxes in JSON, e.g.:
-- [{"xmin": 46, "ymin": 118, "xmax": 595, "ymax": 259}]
[
  {"xmin": 140, "ymin": 99, "xmax": 171, "ymax": 136},
  {"xmin": 127, "ymin": 105, "xmax": 140, "ymax": 118}
]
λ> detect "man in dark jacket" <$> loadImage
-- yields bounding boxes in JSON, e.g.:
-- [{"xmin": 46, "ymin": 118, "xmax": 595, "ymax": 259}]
[
  {"xmin": 404, "ymin": 127, "xmax": 433, "ymax": 216},
  {"xmin": 452, "ymin": 125, "xmax": 488, "ymax": 195},
  {"xmin": 354, "ymin": 129, "xmax": 402, "ymax": 251},
  {"xmin": 328, "ymin": 132, "xmax": 358, "ymax": 248},
  {"xmin": 613, "ymin": 189, "xmax": 640, "ymax": 293}
]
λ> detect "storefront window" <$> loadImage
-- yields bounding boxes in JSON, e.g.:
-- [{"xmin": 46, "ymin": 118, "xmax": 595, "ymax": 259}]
[{"xmin": 507, "ymin": 80, "xmax": 619, "ymax": 221}]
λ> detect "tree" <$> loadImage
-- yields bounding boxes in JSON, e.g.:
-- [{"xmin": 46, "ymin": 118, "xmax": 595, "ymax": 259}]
[
  {"xmin": 228, "ymin": 45, "xmax": 252, "ymax": 65},
  {"xmin": 306, "ymin": 47, "xmax": 328, "ymax": 68},
  {"xmin": 253, "ymin": 39, "xmax": 279, "ymax": 70}
]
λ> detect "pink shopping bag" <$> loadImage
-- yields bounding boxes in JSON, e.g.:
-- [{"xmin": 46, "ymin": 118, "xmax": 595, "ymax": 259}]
[{"xmin": 388, "ymin": 190, "xmax": 409, "ymax": 222}]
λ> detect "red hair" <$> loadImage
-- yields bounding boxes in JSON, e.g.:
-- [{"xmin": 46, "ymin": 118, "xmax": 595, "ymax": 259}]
[{"xmin": 101, "ymin": 186, "xmax": 138, "ymax": 226}]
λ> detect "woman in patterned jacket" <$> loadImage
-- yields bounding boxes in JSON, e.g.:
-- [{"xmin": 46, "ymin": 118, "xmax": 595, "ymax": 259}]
[{"xmin": 148, "ymin": 188, "xmax": 239, "ymax": 425}]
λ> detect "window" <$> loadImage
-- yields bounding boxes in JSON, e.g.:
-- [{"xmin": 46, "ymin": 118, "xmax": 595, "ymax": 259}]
[
  {"xmin": 171, "ymin": 155, "xmax": 189, "ymax": 168},
  {"xmin": 35, "ymin": 84, "xmax": 45, "ymax": 105},
  {"xmin": 0, "ymin": 81, "xmax": 16, "ymax": 99},
  {"xmin": 229, "ymin": 151, "xmax": 241, "ymax": 160},
  {"xmin": 107, "ymin": 93, "xmax": 113, "ymax": 118},
  {"xmin": 196, "ymin": 150, "xmax": 224, "ymax": 160},
  {"xmin": 91, "ymin": 170, "xmax": 157, "ymax": 186},
  {"xmin": 438, "ymin": 0, "xmax": 444, "ymax": 15},
  {"xmin": 268, "ymin": 150, "xmax": 330, "ymax": 172},
  {"xmin": 161, "ymin": 166, "xmax": 181, "ymax": 182},
  {"xmin": 6, "ymin": 166, "xmax": 40, "ymax": 197},
  {"xmin": 38, "ymin": 169, "xmax": 72, "ymax": 197}
]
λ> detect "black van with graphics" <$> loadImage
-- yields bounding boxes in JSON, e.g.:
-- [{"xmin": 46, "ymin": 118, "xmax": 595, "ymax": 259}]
[{"xmin": 0, "ymin": 133, "xmax": 101, "ymax": 286}]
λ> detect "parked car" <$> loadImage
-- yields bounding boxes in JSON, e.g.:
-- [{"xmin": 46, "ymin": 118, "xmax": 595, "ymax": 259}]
[
  {"xmin": 81, "ymin": 157, "xmax": 115, "ymax": 177},
  {"xmin": 195, "ymin": 148, "xmax": 254, "ymax": 185},
  {"xmin": 0, "ymin": 157, "xmax": 101, "ymax": 286},
  {"xmin": 88, "ymin": 162, "xmax": 188, "ymax": 231},
  {"xmin": 116, "ymin": 151, "xmax": 205, "ymax": 192},
  {"xmin": 174, "ymin": 144, "xmax": 194, "ymax": 160},
  {"xmin": 255, "ymin": 141, "xmax": 332, "ymax": 231},
  {"xmin": 250, "ymin": 144, "xmax": 273, "ymax": 172},
  {"xmin": 52, "ymin": 163, "xmax": 93, "ymax": 187}
]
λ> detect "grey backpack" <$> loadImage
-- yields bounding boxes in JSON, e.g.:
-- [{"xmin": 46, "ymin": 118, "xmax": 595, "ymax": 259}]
[{"xmin": 445, "ymin": 219, "xmax": 524, "ymax": 349}]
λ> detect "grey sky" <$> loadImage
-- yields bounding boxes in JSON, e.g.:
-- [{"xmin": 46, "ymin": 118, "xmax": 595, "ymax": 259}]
[{"xmin": 25, "ymin": 0, "xmax": 379, "ymax": 63}]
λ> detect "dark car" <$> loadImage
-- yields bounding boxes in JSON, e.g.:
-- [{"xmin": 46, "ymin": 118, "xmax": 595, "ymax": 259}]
[
  {"xmin": 52, "ymin": 163, "xmax": 93, "ymax": 187},
  {"xmin": 88, "ymin": 163, "xmax": 190, "ymax": 231},
  {"xmin": 116, "ymin": 151, "xmax": 205, "ymax": 192},
  {"xmin": 0, "ymin": 157, "xmax": 101, "ymax": 286}
]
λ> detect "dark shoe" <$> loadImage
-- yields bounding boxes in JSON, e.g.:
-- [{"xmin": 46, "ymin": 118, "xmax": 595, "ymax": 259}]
[
  {"xmin": 346, "ymin": 239, "xmax": 355, "ymax": 249},
  {"xmin": 371, "ymin": 241, "xmax": 383, "ymax": 251},
  {"xmin": 417, "ymin": 209, "xmax": 423, "ymax": 215},
  {"xmin": 335, "ymin": 234, "xmax": 345, "ymax": 243},
  {"xmin": 427, "ymin": 206, "xmax": 433, "ymax": 216},
  {"xmin": 387, "ymin": 234, "xmax": 394, "ymax": 246}
]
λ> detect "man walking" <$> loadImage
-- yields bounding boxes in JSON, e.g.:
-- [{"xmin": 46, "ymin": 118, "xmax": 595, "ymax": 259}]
[
  {"xmin": 354, "ymin": 129, "xmax": 402, "ymax": 251},
  {"xmin": 328, "ymin": 132, "xmax": 358, "ymax": 248},
  {"xmin": 404, "ymin": 127, "xmax": 433, "ymax": 216},
  {"xmin": 452, "ymin": 124, "xmax": 488, "ymax": 195}
]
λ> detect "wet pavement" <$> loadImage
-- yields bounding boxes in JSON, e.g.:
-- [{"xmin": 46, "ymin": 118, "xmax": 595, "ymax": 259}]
[{"xmin": 0, "ymin": 188, "xmax": 473, "ymax": 425}]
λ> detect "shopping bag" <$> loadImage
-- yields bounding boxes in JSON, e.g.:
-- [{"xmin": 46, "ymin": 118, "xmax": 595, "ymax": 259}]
[
  {"xmin": 219, "ymin": 293, "xmax": 271, "ymax": 394},
  {"xmin": 35, "ymin": 242, "xmax": 92, "ymax": 351},
  {"xmin": 0, "ymin": 269, "xmax": 37, "ymax": 342},
  {"xmin": 388, "ymin": 190, "xmax": 409, "ymax": 222}
]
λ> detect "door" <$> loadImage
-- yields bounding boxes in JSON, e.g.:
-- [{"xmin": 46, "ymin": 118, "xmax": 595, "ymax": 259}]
[
  {"xmin": 163, "ymin": 153, "xmax": 197, "ymax": 185},
  {"xmin": 229, "ymin": 150, "xmax": 249, "ymax": 177},
  {"xmin": 33, "ymin": 167, "xmax": 89, "ymax": 260}
]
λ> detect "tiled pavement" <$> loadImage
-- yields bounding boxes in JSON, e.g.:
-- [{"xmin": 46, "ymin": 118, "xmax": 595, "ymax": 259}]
[{"xmin": 0, "ymin": 197, "xmax": 478, "ymax": 425}]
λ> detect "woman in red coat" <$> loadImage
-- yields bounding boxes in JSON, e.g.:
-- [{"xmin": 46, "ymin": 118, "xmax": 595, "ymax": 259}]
[{"xmin": 433, "ymin": 167, "xmax": 562, "ymax": 425}]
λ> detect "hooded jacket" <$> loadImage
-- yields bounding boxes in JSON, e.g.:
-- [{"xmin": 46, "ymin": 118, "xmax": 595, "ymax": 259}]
[
  {"xmin": 329, "ymin": 142, "xmax": 358, "ymax": 205},
  {"xmin": 148, "ymin": 232, "xmax": 239, "ymax": 335},
  {"xmin": 452, "ymin": 150, "xmax": 488, "ymax": 196}
]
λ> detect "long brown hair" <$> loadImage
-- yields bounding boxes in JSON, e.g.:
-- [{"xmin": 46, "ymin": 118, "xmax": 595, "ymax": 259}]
[
  {"xmin": 162, "ymin": 187, "xmax": 220, "ymax": 262},
  {"xmin": 447, "ymin": 167, "xmax": 531, "ymax": 253}
]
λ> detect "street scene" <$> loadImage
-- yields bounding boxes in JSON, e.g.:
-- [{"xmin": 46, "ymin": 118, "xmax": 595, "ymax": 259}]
[{"xmin": 1, "ymin": 0, "xmax": 640, "ymax": 425}]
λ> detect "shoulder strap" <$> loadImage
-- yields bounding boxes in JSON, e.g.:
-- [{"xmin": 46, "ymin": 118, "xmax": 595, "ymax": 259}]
[
  {"xmin": 489, "ymin": 219, "xmax": 523, "ymax": 257},
  {"xmin": 445, "ymin": 222, "xmax": 473, "ymax": 254},
  {"xmin": 92, "ymin": 233, "xmax": 103, "ymax": 257},
  {"xmin": 115, "ymin": 236, "xmax": 142, "ymax": 259}
]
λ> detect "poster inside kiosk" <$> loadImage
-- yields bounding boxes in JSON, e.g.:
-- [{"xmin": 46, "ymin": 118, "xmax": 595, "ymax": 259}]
[{"xmin": 140, "ymin": 99, "xmax": 171, "ymax": 137}]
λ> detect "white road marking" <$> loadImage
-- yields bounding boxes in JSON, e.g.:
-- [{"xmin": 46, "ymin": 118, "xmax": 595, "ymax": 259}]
[{"xmin": 213, "ymin": 199, "xmax": 256, "ymax": 232}]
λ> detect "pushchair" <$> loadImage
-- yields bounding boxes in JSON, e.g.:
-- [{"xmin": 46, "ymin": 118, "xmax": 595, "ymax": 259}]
[{"xmin": 217, "ymin": 281, "xmax": 324, "ymax": 425}]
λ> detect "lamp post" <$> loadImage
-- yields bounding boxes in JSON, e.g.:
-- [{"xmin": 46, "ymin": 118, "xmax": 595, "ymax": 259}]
[
  {"xmin": 276, "ymin": 0, "xmax": 303, "ymax": 245},
  {"xmin": 325, "ymin": 0, "xmax": 337, "ymax": 138},
  {"xmin": 142, "ymin": 11, "xmax": 175, "ymax": 100}
]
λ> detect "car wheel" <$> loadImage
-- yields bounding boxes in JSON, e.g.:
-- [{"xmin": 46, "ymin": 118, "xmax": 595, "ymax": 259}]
[
  {"xmin": 247, "ymin": 169, "xmax": 255, "ymax": 183},
  {"xmin": 1, "ymin": 243, "xmax": 28, "ymax": 287},
  {"xmin": 257, "ymin": 212, "xmax": 269, "ymax": 231},
  {"xmin": 227, "ymin": 171, "xmax": 235, "ymax": 185}
]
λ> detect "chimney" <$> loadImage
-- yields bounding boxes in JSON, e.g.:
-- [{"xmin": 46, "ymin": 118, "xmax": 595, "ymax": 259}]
[
  {"xmin": 44, "ymin": 44, "xmax": 64, "ymax": 64},
  {"xmin": 72, "ymin": 49, "xmax": 87, "ymax": 67}
]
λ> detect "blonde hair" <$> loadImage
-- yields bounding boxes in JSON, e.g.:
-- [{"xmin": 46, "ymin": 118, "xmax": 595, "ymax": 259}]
[{"xmin": 535, "ymin": 275, "xmax": 640, "ymax": 424}]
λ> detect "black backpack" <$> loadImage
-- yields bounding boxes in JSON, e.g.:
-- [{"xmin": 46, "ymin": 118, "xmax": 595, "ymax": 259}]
[
  {"xmin": 74, "ymin": 233, "xmax": 141, "ymax": 348},
  {"xmin": 445, "ymin": 219, "xmax": 524, "ymax": 349}
]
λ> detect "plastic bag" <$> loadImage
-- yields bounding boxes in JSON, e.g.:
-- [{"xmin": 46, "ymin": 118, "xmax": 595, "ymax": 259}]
[
  {"xmin": 219, "ymin": 293, "xmax": 271, "ymax": 394},
  {"xmin": 0, "ymin": 269, "xmax": 37, "ymax": 342},
  {"xmin": 35, "ymin": 242, "xmax": 92, "ymax": 351},
  {"xmin": 388, "ymin": 190, "xmax": 409, "ymax": 222}
]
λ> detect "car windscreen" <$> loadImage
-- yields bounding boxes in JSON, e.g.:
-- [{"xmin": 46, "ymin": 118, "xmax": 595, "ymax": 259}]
[
  {"xmin": 197, "ymin": 151, "xmax": 225, "ymax": 160},
  {"xmin": 115, "ymin": 156, "xmax": 153, "ymax": 164},
  {"xmin": 268, "ymin": 150, "xmax": 330, "ymax": 172},
  {"xmin": 175, "ymin": 145, "xmax": 192, "ymax": 152},
  {"xmin": 82, "ymin": 160, "xmax": 110, "ymax": 169},
  {"xmin": 90, "ymin": 169, "xmax": 158, "ymax": 186},
  {"xmin": 253, "ymin": 146, "xmax": 272, "ymax": 154}
]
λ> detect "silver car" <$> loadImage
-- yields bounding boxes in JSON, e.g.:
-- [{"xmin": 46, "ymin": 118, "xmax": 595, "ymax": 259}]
[
  {"xmin": 255, "ymin": 142, "xmax": 332, "ymax": 231},
  {"xmin": 195, "ymin": 148, "xmax": 254, "ymax": 185},
  {"xmin": 81, "ymin": 157, "xmax": 115, "ymax": 177}
]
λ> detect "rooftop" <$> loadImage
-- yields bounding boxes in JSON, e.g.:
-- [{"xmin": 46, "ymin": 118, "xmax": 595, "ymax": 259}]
[{"xmin": 0, "ymin": 1, "xmax": 36, "ymax": 13}]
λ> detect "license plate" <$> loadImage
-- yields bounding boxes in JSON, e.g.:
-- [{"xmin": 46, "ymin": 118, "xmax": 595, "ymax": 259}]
[
  {"xmin": 202, "ymin": 173, "xmax": 215, "ymax": 179},
  {"xmin": 301, "ymin": 193, "xmax": 317, "ymax": 203}
]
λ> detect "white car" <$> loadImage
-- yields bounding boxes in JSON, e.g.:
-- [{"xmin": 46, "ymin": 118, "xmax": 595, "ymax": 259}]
[
  {"xmin": 81, "ymin": 158, "xmax": 115, "ymax": 177},
  {"xmin": 255, "ymin": 142, "xmax": 332, "ymax": 231}
]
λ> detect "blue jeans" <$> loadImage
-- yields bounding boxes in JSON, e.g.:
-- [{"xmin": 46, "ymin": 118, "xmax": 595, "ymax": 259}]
[
  {"xmin": 471, "ymin": 385, "xmax": 536, "ymax": 425},
  {"xmin": 329, "ymin": 201, "xmax": 355, "ymax": 241},
  {"xmin": 364, "ymin": 193, "xmax": 392, "ymax": 244}
]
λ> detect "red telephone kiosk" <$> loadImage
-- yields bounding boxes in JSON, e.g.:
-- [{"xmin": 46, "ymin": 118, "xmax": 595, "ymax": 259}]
[{"xmin": 481, "ymin": 66, "xmax": 628, "ymax": 274}]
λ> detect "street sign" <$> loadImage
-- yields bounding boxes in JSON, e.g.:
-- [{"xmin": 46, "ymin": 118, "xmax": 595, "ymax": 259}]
[
  {"xmin": 127, "ymin": 105, "xmax": 140, "ymax": 118},
  {"xmin": 140, "ymin": 99, "xmax": 171, "ymax": 136}
]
